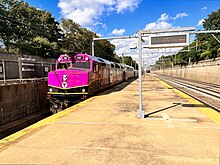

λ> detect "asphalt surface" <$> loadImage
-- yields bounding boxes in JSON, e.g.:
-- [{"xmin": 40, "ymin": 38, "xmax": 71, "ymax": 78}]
[{"xmin": 0, "ymin": 74, "xmax": 219, "ymax": 165}]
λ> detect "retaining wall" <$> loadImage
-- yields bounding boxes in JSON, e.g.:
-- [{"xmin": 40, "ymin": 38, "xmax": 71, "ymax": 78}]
[
  {"xmin": 153, "ymin": 58, "xmax": 220, "ymax": 84},
  {"xmin": 0, "ymin": 81, "xmax": 49, "ymax": 126}
]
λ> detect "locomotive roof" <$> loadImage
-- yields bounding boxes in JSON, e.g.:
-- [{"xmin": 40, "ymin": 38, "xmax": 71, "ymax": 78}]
[
  {"xmin": 75, "ymin": 54, "xmax": 130, "ymax": 69},
  {"xmin": 77, "ymin": 54, "xmax": 111, "ymax": 66}
]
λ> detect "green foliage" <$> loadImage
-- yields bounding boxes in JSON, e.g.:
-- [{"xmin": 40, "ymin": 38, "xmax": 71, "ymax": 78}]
[
  {"xmin": 200, "ymin": 50, "xmax": 211, "ymax": 60},
  {"xmin": 196, "ymin": 8, "xmax": 220, "ymax": 60},
  {"xmin": 0, "ymin": 0, "xmax": 63, "ymax": 56},
  {"xmin": 218, "ymin": 47, "xmax": 220, "ymax": 55}
]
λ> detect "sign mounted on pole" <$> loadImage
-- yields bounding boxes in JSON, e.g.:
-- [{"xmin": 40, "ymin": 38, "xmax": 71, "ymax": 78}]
[{"xmin": 149, "ymin": 33, "xmax": 189, "ymax": 48}]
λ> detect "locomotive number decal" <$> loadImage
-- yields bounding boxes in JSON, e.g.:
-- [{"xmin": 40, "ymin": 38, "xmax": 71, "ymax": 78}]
[
  {"xmin": 62, "ymin": 82, "xmax": 68, "ymax": 88},
  {"xmin": 63, "ymin": 74, "xmax": 68, "ymax": 82}
]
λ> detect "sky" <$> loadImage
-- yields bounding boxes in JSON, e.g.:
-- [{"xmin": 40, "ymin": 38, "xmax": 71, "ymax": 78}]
[{"xmin": 25, "ymin": 0, "xmax": 220, "ymax": 65}]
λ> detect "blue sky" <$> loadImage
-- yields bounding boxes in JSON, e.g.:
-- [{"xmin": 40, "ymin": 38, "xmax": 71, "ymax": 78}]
[
  {"xmin": 25, "ymin": 0, "xmax": 220, "ymax": 36},
  {"xmin": 24, "ymin": 0, "xmax": 220, "ymax": 63}
]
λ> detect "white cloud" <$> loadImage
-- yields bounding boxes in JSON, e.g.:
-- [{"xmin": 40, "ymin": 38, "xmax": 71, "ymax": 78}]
[
  {"xmin": 95, "ymin": 22, "xmax": 107, "ymax": 30},
  {"xmin": 144, "ymin": 12, "xmax": 188, "ymax": 30},
  {"xmin": 197, "ymin": 18, "xmax": 205, "ymax": 26},
  {"xmin": 171, "ymin": 12, "xmax": 188, "ymax": 20},
  {"xmin": 111, "ymin": 38, "xmax": 137, "ymax": 55},
  {"xmin": 96, "ymin": 33, "xmax": 102, "ymax": 37},
  {"xmin": 58, "ymin": 0, "xmax": 141, "ymax": 27},
  {"xmin": 111, "ymin": 28, "xmax": 126, "ymax": 35},
  {"xmin": 116, "ymin": 0, "xmax": 141, "ymax": 13},
  {"xmin": 145, "ymin": 21, "xmax": 172, "ymax": 30},
  {"xmin": 157, "ymin": 13, "xmax": 169, "ymax": 22},
  {"xmin": 201, "ymin": 6, "xmax": 207, "ymax": 11},
  {"xmin": 144, "ymin": 13, "xmax": 172, "ymax": 30}
]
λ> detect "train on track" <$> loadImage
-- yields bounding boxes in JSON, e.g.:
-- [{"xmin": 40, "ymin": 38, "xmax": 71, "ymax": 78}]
[{"xmin": 47, "ymin": 53, "xmax": 137, "ymax": 113}]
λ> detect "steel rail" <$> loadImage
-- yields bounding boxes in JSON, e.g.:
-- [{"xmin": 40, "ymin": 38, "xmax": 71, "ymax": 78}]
[
  {"xmin": 154, "ymin": 74, "xmax": 220, "ymax": 112},
  {"xmin": 158, "ymin": 75, "xmax": 220, "ymax": 96}
]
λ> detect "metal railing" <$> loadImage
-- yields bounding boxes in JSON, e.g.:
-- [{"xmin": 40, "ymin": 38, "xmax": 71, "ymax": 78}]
[{"xmin": 0, "ymin": 58, "xmax": 55, "ymax": 84}]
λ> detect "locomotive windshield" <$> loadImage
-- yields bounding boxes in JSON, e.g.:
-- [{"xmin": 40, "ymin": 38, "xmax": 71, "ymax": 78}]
[
  {"xmin": 57, "ymin": 62, "xmax": 71, "ymax": 69},
  {"xmin": 72, "ymin": 62, "xmax": 91, "ymax": 69}
]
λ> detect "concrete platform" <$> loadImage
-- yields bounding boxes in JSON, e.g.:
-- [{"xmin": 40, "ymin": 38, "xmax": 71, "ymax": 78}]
[{"xmin": 0, "ymin": 75, "xmax": 220, "ymax": 165}]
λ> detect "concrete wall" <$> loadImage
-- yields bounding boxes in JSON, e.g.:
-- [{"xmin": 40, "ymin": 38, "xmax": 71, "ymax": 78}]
[
  {"xmin": 153, "ymin": 58, "xmax": 220, "ymax": 84},
  {"xmin": 0, "ymin": 81, "xmax": 49, "ymax": 126}
]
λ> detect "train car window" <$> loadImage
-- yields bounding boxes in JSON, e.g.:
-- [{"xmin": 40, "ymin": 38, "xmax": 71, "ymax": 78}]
[
  {"xmin": 101, "ymin": 62, "xmax": 106, "ymax": 66},
  {"xmin": 111, "ymin": 64, "xmax": 115, "ymax": 68},
  {"xmin": 57, "ymin": 62, "xmax": 71, "ymax": 69},
  {"xmin": 44, "ymin": 66, "xmax": 49, "ymax": 72},
  {"xmin": 115, "ymin": 63, "xmax": 120, "ymax": 68},
  {"xmin": 94, "ymin": 63, "xmax": 99, "ymax": 72},
  {"xmin": 0, "ymin": 64, "xmax": 3, "ymax": 73},
  {"xmin": 98, "ymin": 58, "xmax": 103, "ymax": 62},
  {"xmin": 72, "ymin": 62, "xmax": 90, "ymax": 69}
]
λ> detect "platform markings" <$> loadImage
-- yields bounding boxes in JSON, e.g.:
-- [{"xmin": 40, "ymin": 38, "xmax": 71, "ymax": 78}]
[
  {"xmin": 53, "ymin": 121, "xmax": 220, "ymax": 130},
  {"xmin": 145, "ymin": 117, "xmax": 197, "ymax": 122}
]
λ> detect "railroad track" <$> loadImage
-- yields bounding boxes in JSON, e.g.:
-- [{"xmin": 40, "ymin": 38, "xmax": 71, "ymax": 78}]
[{"xmin": 154, "ymin": 74, "xmax": 220, "ymax": 112}]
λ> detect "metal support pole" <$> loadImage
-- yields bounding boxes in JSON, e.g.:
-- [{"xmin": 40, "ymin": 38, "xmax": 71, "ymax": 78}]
[
  {"xmin": 137, "ymin": 30, "xmax": 144, "ymax": 118},
  {"xmin": 122, "ymin": 53, "xmax": 124, "ymax": 65},
  {"xmin": 18, "ymin": 57, "xmax": 22, "ymax": 80},
  {"xmin": 2, "ymin": 60, "xmax": 6, "ymax": 84},
  {"xmin": 92, "ymin": 40, "xmax": 95, "ymax": 56}
]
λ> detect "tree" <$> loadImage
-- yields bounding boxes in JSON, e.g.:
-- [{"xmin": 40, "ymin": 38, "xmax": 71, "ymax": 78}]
[
  {"xmin": 196, "ymin": 8, "xmax": 220, "ymax": 60},
  {"xmin": 0, "ymin": 0, "xmax": 63, "ymax": 56}
]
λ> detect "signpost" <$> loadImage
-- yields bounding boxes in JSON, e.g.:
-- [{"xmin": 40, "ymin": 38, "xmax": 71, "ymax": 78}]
[{"xmin": 149, "ymin": 33, "xmax": 189, "ymax": 48}]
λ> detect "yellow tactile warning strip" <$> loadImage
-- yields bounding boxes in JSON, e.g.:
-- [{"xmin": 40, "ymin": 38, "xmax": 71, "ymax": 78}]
[
  {"xmin": 0, "ymin": 97, "xmax": 95, "ymax": 151},
  {"xmin": 154, "ymin": 76, "xmax": 220, "ymax": 126}
]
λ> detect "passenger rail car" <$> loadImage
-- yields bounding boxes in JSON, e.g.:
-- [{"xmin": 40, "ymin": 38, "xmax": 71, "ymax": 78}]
[{"xmin": 47, "ymin": 54, "xmax": 135, "ymax": 113}]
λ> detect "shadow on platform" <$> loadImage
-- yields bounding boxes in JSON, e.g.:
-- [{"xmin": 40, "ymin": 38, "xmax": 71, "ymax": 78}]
[
  {"xmin": 144, "ymin": 103, "xmax": 181, "ymax": 118},
  {"xmin": 144, "ymin": 103, "xmax": 209, "ymax": 118},
  {"xmin": 181, "ymin": 103, "xmax": 208, "ymax": 108}
]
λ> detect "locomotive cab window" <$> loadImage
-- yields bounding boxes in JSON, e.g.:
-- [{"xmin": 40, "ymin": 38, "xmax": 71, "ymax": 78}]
[
  {"xmin": 57, "ymin": 62, "xmax": 71, "ymax": 69},
  {"xmin": 72, "ymin": 61, "xmax": 91, "ymax": 69}
]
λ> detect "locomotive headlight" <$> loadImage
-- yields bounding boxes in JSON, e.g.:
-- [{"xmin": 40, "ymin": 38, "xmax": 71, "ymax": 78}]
[
  {"xmin": 49, "ymin": 88, "xmax": 53, "ymax": 92},
  {"xmin": 85, "ymin": 57, "xmax": 89, "ymax": 61},
  {"xmin": 82, "ymin": 88, "xmax": 86, "ymax": 93}
]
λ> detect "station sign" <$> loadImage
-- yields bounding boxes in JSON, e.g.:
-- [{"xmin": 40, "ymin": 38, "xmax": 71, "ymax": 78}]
[{"xmin": 148, "ymin": 33, "xmax": 189, "ymax": 48}]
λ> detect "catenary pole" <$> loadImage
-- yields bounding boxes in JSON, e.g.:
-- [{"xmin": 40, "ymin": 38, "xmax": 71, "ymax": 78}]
[
  {"xmin": 92, "ymin": 40, "xmax": 94, "ymax": 56},
  {"xmin": 137, "ymin": 30, "xmax": 144, "ymax": 118}
]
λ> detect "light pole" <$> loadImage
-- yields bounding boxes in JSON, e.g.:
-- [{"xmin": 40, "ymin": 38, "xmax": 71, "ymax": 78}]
[
  {"xmin": 137, "ymin": 30, "xmax": 144, "ymax": 118},
  {"xmin": 91, "ymin": 40, "xmax": 94, "ymax": 56},
  {"xmin": 122, "ymin": 53, "xmax": 124, "ymax": 65}
]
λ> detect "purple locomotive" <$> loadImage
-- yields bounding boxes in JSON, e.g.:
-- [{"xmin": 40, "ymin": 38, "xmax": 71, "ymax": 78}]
[{"xmin": 47, "ymin": 53, "xmax": 135, "ymax": 113}]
